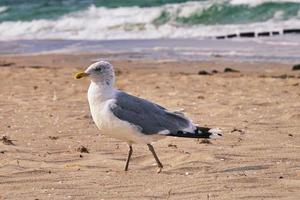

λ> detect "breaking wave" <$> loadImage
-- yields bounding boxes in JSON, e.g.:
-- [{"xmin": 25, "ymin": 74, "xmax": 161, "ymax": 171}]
[{"xmin": 0, "ymin": 0, "xmax": 299, "ymax": 40}]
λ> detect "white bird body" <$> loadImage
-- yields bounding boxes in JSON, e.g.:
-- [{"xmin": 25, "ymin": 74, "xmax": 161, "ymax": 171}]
[{"xmin": 87, "ymin": 81, "xmax": 155, "ymax": 144}]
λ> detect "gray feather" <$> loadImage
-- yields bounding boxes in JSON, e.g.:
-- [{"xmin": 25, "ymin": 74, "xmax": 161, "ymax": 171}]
[{"xmin": 110, "ymin": 91, "xmax": 192, "ymax": 135}]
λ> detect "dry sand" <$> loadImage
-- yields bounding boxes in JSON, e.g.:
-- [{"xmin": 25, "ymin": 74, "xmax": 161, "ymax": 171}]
[{"xmin": 0, "ymin": 54, "xmax": 300, "ymax": 199}]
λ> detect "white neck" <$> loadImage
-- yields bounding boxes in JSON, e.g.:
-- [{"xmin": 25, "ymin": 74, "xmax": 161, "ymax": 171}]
[
  {"xmin": 87, "ymin": 80, "xmax": 117, "ymax": 131},
  {"xmin": 88, "ymin": 81, "xmax": 115, "ymax": 103}
]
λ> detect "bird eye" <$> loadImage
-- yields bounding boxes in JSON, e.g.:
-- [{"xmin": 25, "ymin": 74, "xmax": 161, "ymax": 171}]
[{"xmin": 95, "ymin": 67, "xmax": 102, "ymax": 72}]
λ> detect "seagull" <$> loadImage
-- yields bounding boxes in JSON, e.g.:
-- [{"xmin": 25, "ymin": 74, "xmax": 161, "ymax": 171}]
[{"xmin": 75, "ymin": 61, "xmax": 222, "ymax": 172}]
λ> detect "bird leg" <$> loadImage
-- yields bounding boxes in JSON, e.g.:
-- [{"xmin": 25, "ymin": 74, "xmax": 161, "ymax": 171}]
[
  {"xmin": 124, "ymin": 145, "xmax": 133, "ymax": 171},
  {"xmin": 147, "ymin": 144, "xmax": 163, "ymax": 172}
]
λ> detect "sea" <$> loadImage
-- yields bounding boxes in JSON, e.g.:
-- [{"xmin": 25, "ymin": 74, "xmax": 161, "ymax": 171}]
[{"xmin": 0, "ymin": 0, "xmax": 299, "ymax": 62}]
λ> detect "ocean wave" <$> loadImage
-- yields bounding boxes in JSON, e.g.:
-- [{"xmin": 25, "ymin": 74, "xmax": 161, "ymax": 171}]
[
  {"xmin": 0, "ymin": 1, "xmax": 299, "ymax": 40},
  {"xmin": 175, "ymin": 1, "xmax": 300, "ymax": 25}
]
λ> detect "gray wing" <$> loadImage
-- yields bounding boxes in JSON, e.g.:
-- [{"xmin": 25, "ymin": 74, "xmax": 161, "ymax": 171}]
[{"xmin": 110, "ymin": 91, "xmax": 193, "ymax": 135}]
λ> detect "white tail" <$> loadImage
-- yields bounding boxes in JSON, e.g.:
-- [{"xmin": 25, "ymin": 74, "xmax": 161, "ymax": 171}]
[{"xmin": 208, "ymin": 128, "xmax": 223, "ymax": 139}]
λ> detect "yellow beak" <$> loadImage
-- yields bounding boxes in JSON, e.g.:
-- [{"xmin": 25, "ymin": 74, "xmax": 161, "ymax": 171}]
[{"xmin": 75, "ymin": 71, "xmax": 89, "ymax": 79}]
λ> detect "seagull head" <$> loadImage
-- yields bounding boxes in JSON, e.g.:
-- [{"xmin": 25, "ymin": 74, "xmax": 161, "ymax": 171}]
[{"xmin": 75, "ymin": 61, "xmax": 115, "ymax": 86}]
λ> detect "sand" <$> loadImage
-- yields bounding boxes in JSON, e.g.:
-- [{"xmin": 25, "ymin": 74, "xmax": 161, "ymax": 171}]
[{"xmin": 0, "ymin": 54, "xmax": 300, "ymax": 199}]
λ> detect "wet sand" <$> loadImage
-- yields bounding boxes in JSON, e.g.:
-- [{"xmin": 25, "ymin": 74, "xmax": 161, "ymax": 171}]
[{"xmin": 0, "ymin": 54, "xmax": 300, "ymax": 199}]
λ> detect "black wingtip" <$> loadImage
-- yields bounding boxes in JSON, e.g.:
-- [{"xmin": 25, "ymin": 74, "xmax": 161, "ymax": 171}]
[
  {"xmin": 165, "ymin": 126, "xmax": 223, "ymax": 139},
  {"xmin": 166, "ymin": 126, "xmax": 213, "ymax": 139}
]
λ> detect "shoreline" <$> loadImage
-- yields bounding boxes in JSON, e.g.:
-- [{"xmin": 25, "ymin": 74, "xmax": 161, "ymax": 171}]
[
  {"xmin": 0, "ymin": 52, "xmax": 297, "ymax": 72},
  {"xmin": 1, "ymin": 37, "xmax": 300, "ymax": 63}
]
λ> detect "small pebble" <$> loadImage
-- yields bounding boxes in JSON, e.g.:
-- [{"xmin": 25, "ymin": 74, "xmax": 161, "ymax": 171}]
[
  {"xmin": 224, "ymin": 68, "xmax": 240, "ymax": 73},
  {"xmin": 292, "ymin": 64, "xmax": 300, "ymax": 71},
  {"xmin": 198, "ymin": 70, "xmax": 212, "ymax": 75}
]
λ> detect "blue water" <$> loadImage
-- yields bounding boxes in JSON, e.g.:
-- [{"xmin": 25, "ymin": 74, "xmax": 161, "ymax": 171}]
[
  {"xmin": 0, "ymin": 0, "xmax": 299, "ymax": 40},
  {"xmin": 0, "ymin": 0, "xmax": 189, "ymax": 22},
  {"xmin": 1, "ymin": 0, "xmax": 299, "ymax": 24}
]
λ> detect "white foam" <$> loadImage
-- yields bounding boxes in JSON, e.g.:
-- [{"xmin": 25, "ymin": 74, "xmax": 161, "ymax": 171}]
[
  {"xmin": 230, "ymin": 0, "xmax": 300, "ymax": 6},
  {"xmin": 0, "ymin": 6, "xmax": 8, "ymax": 13}
]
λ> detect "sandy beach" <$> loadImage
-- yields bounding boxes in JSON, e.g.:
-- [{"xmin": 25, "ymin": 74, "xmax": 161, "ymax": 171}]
[{"xmin": 0, "ymin": 54, "xmax": 300, "ymax": 199}]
